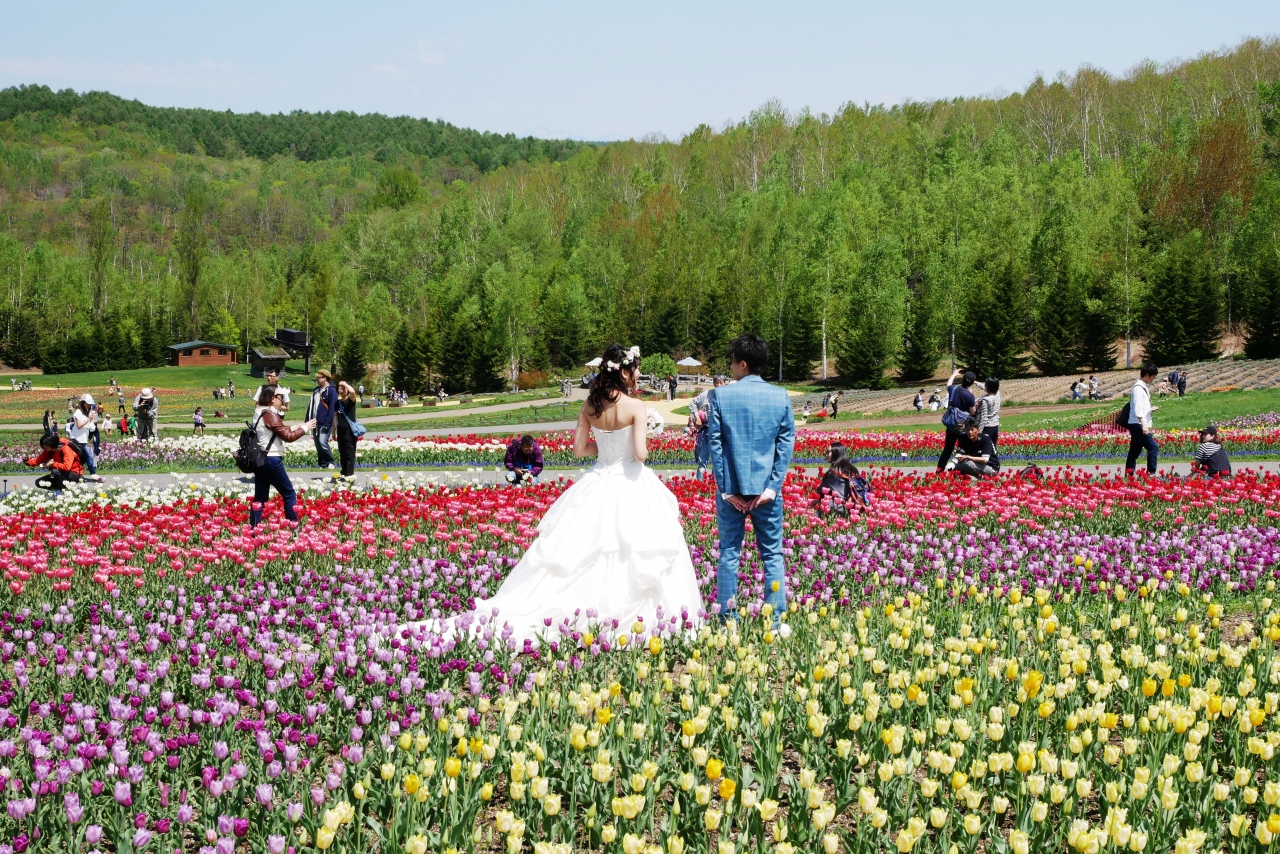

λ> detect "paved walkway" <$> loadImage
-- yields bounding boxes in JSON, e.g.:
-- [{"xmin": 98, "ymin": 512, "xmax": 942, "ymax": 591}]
[{"xmin": 9, "ymin": 460, "xmax": 1280, "ymax": 500}]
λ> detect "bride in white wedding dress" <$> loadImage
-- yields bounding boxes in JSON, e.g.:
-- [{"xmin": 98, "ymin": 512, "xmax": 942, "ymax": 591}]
[{"xmin": 469, "ymin": 344, "xmax": 704, "ymax": 644}]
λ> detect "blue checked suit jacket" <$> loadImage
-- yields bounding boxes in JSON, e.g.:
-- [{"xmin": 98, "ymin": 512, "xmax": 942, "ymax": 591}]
[{"xmin": 707, "ymin": 375, "xmax": 795, "ymax": 498}]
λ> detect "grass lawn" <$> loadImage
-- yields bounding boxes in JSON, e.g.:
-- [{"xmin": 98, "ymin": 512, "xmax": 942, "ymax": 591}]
[
  {"xmin": 806, "ymin": 388, "xmax": 1280, "ymax": 433},
  {"xmin": 361, "ymin": 400, "xmax": 582, "ymax": 433}
]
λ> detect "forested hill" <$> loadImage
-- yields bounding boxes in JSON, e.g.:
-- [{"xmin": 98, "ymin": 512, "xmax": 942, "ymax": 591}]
[
  {"xmin": 2, "ymin": 38, "xmax": 1280, "ymax": 393},
  {"xmin": 0, "ymin": 85, "xmax": 585, "ymax": 169}
]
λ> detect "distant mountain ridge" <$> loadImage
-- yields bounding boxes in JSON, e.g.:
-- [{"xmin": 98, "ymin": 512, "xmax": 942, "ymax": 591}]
[{"xmin": 0, "ymin": 84, "xmax": 586, "ymax": 171}]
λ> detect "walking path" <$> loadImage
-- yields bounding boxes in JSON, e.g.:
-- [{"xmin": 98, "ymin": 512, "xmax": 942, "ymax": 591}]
[{"xmin": 8, "ymin": 461, "xmax": 1278, "ymax": 500}]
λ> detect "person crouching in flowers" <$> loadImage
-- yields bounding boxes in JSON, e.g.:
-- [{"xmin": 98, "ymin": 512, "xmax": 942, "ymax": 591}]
[
  {"xmin": 249, "ymin": 383, "xmax": 316, "ymax": 527},
  {"xmin": 24, "ymin": 432, "xmax": 84, "ymax": 491},
  {"xmin": 1192, "ymin": 425, "xmax": 1231, "ymax": 478},
  {"xmin": 810, "ymin": 442, "xmax": 869, "ymax": 515}
]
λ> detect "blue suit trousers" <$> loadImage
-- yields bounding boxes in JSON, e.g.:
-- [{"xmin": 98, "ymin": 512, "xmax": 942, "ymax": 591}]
[{"xmin": 715, "ymin": 493, "xmax": 786, "ymax": 617}]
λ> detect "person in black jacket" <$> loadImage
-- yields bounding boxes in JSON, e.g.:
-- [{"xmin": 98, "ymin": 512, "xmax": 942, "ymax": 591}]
[{"xmin": 334, "ymin": 381, "xmax": 361, "ymax": 478}]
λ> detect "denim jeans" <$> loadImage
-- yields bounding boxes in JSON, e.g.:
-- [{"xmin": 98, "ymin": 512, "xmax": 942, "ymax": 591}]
[
  {"xmin": 693, "ymin": 430, "xmax": 710, "ymax": 476},
  {"xmin": 314, "ymin": 427, "xmax": 334, "ymax": 467},
  {"xmin": 715, "ymin": 493, "xmax": 786, "ymax": 618},
  {"xmin": 251, "ymin": 457, "xmax": 298, "ymax": 526},
  {"xmin": 1125, "ymin": 424, "xmax": 1159, "ymax": 474}
]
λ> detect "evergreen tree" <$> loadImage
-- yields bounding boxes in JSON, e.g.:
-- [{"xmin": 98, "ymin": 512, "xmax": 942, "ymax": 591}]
[
  {"xmin": 957, "ymin": 262, "xmax": 1029, "ymax": 379},
  {"xmin": 39, "ymin": 336, "xmax": 68, "ymax": 376},
  {"xmin": 1144, "ymin": 230, "xmax": 1222, "ymax": 364},
  {"xmin": 692, "ymin": 286, "xmax": 729, "ymax": 360},
  {"xmin": 4, "ymin": 310, "xmax": 39, "ymax": 369},
  {"xmin": 898, "ymin": 273, "xmax": 941, "ymax": 381},
  {"xmin": 470, "ymin": 315, "xmax": 505, "ymax": 393},
  {"xmin": 1244, "ymin": 247, "xmax": 1280, "ymax": 359},
  {"xmin": 835, "ymin": 239, "xmax": 907, "ymax": 389},
  {"xmin": 440, "ymin": 311, "xmax": 476, "ymax": 393},
  {"xmin": 1076, "ymin": 280, "xmax": 1119, "ymax": 371},
  {"xmin": 389, "ymin": 324, "xmax": 426, "ymax": 393},
  {"xmin": 1030, "ymin": 200, "xmax": 1085, "ymax": 376},
  {"xmin": 338, "ymin": 335, "xmax": 368, "ymax": 388}
]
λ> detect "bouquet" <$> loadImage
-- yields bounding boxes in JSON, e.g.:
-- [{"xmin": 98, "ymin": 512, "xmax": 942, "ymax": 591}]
[{"xmin": 645, "ymin": 408, "xmax": 665, "ymax": 437}]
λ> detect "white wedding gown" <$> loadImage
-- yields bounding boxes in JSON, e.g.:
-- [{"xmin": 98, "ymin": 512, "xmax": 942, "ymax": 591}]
[{"xmin": 471, "ymin": 425, "xmax": 704, "ymax": 643}]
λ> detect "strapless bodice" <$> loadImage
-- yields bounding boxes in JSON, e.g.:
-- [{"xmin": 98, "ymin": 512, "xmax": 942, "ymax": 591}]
[{"xmin": 594, "ymin": 424, "xmax": 636, "ymax": 467}]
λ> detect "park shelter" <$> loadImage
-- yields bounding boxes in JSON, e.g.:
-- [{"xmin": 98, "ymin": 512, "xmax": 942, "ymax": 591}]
[
  {"xmin": 166, "ymin": 341, "xmax": 239, "ymax": 367},
  {"xmin": 250, "ymin": 348, "xmax": 290, "ymax": 378}
]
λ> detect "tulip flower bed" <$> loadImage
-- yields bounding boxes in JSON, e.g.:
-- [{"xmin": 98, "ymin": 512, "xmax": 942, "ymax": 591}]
[
  {"xmin": 5, "ymin": 471, "xmax": 1280, "ymax": 853},
  {"xmin": 6, "ymin": 425, "xmax": 1280, "ymax": 477}
]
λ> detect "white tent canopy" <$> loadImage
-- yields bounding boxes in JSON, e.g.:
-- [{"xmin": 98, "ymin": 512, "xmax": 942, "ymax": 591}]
[
  {"xmin": 676, "ymin": 357, "xmax": 702, "ymax": 367},
  {"xmin": 585, "ymin": 357, "xmax": 602, "ymax": 367}
]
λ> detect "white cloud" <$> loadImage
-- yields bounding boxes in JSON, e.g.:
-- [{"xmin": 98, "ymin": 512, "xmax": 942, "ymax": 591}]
[
  {"xmin": 369, "ymin": 63, "xmax": 409, "ymax": 80},
  {"xmin": 0, "ymin": 54, "xmax": 245, "ymax": 90},
  {"xmin": 416, "ymin": 42, "xmax": 447, "ymax": 66}
]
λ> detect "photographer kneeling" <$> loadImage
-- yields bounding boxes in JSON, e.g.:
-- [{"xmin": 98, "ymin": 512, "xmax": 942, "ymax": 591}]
[
  {"xmin": 25, "ymin": 433, "xmax": 84, "ymax": 491},
  {"xmin": 952, "ymin": 418, "xmax": 1000, "ymax": 478},
  {"xmin": 504, "ymin": 435, "xmax": 543, "ymax": 485}
]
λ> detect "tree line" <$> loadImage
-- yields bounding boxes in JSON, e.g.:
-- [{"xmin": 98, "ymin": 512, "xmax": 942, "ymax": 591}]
[{"xmin": 1, "ymin": 37, "xmax": 1280, "ymax": 393}]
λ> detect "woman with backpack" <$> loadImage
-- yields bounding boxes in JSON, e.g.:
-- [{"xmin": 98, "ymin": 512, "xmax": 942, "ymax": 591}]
[
  {"xmin": 25, "ymin": 433, "xmax": 85, "ymax": 490},
  {"xmin": 248, "ymin": 384, "xmax": 316, "ymax": 527},
  {"xmin": 936, "ymin": 369, "xmax": 978, "ymax": 474}
]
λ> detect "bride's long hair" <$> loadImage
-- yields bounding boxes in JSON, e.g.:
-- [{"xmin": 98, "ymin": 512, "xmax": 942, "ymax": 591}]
[{"xmin": 586, "ymin": 343, "xmax": 638, "ymax": 416}]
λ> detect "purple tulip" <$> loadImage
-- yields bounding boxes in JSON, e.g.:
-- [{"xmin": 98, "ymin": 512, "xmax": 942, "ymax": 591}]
[
  {"xmin": 64, "ymin": 792, "xmax": 84, "ymax": 824},
  {"xmin": 85, "ymin": 825, "xmax": 104, "ymax": 844},
  {"xmin": 255, "ymin": 783, "xmax": 273, "ymax": 806},
  {"xmin": 113, "ymin": 781, "xmax": 131, "ymax": 806},
  {"xmin": 132, "ymin": 828, "xmax": 152, "ymax": 850},
  {"xmin": 233, "ymin": 818, "xmax": 249, "ymax": 838},
  {"xmin": 216, "ymin": 815, "xmax": 234, "ymax": 836},
  {"xmin": 176, "ymin": 805, "xmax": 195, "ymax": 825},
  {"xmin": 285, "ymin": 803, "xmax": 303, "ymax": 822},
  {"xmin": 267, "ymin": 835, "xmax": 287, "ymax": 854},
  {"xmin": 216, "ymin": 838, "xmax": 236, "ymax": 854}
]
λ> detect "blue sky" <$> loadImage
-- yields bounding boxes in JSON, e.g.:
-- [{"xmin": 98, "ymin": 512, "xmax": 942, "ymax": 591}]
[{"xmin": 1, "ymin": 1, "xmax": 1276, "ymax": 141}]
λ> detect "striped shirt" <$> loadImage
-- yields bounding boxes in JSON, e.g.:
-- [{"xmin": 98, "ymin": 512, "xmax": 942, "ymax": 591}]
[{"xmin": 976, "ymin": 392, "xmax": 1001, "ymax": 429}]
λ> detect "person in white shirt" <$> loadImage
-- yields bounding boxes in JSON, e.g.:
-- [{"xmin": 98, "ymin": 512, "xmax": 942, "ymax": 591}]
[
  {"xmin": 1125, "ymin": 362, "xmax": 1160, "ymax": 476},
  {"xmin": 70, "ymin": 393, "xmax": 102, "ymax": 479}
]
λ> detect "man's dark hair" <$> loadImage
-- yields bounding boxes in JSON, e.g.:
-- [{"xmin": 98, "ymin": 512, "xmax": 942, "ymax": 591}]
[
  {"xmin": 39, "ymin": 433, "xmax": 59, "ymax": 449},
  {"xmin": 728, "ymin": 334, "xmax": 769, "ymax": 376},
  {"xmin": 962, "ymin": 417, "xmax": 979, "ymax": 432},
  {"xmin": 1140, "ymin": 362, "xmax": 1159, "ymax": 379},
  {"xmin": 520, "ymin": 435, "xmax": 535, "ymax": 449}
]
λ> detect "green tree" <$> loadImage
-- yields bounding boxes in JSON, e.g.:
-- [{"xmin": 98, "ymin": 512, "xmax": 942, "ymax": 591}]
[
  {"xmin": 374, "ymin": 168, "xmax": 421, "ymax": 209},
  {"xmin": 835, "ymin": 240, "xmax": 907, "ymax": 389},
  {"xmin": 176, "ymin": 183, "xmax": 210, "ymax": 338},
  {"xmin": 1030, "ymin": 199, "xmax": 1085, "ymax": 375},
  {"xmin": 338, "ymin": 335, "xmax": 367, "ymax": 388},
  {"xmin": 205, "ymin": 308, "xmax": 242, "ymax": 355},
  {"xmin": 1144, "ymin": 231, "xmax": 1222, "ymax": 364},
  {"xmin": 1244, "ymin": 246, "xmax": 1280, "ymax": 358},
  {"xmin": 957, "ymin": 262, "xmax": 1029, "ymax": 379},
  {"xmin": 85, "ymin": 196, "xmax": 115, "ymax": 321},
  {"xmin": 898, "ymin": 273, "xmax": 941, "ymax": 381},
  {"xmin": 389, "ymin": 324, "xmax": 426, "ymax": 394}
]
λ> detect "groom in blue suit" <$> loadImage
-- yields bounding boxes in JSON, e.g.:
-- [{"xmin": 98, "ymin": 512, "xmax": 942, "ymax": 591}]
[{"xmin": 707, "ymin": 333, "xmax": 796, "ymax": 619}]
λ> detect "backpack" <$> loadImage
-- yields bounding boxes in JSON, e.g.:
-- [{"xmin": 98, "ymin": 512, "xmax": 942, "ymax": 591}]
[
  {"xmin": 234, "ymin": 413, "xmax": 277, "ymax": 474},
  {"xmin": 941, "ymin": 385, "xmax": 966, "ymax": 430},
  {"xmin": 63, "ymin": 436, "xmax": 89, "ymax": 467},
  {"xmin": 1114, "ymin": 402, "xmax": 1131, "ymax": 428}
]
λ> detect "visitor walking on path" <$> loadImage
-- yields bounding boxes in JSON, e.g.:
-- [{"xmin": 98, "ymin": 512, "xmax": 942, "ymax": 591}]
[
  {"xmin": 667, "ymin": 374, "xmax": 678, "ymax": 401},
  {"xmin": 1177, "ymin": 369, "xmax": 1188, "ymax": 397},
  {"xmin": 935, "ymin": 369, "xmax": 977, "ymax": 474},
  {"xmin": 249, "ymin": 384, "xmax": 316, "ymax": 528},
  {"xmin": 914, "ymin": 390, "xmax": 924, "ymax": 412},
  {"xmin": 334, "ymin": 381, "xmax": 361, "ymax": 478},
  {"xmin": 1125, "ymin": 363, "xmax": 1160, "ymax": 476},
  {"xmin": 829, "ymin": 391, "xmax": 842, "ymax": 418},
  {"xmin": 307, "ymin": 369, "xmax": 339, "ymax": 469},
  {"xmin": 976, "ymin": 377, "xmax": 1002, "ymax": 446},
  {"xmin": 193, "ymin": 407, "xmax": 205, "ymax": 435}
]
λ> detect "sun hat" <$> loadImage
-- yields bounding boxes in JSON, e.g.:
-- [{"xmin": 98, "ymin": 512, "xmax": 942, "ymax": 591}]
[
  {"xmin": 139, "ymin": 388, "xmax": 154, "ymax": 400},
  {"xmin": 80, "ymin": 393, "xmax": 95, "ymax": 405}
]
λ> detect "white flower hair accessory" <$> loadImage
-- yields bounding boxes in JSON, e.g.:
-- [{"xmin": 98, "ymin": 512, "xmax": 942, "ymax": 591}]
[
  {"xmin": 621, "ymin": 346, "xmax": 640, "ymax": 365},
  {"xmin": 606, "ymin": 361, "xmax": 620, "ymax": 371}
]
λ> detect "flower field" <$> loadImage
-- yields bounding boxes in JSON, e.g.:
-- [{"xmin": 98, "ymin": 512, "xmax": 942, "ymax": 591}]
[
  {"xmin": 5, "ymin": 425, "xmax": 1280, "ymax": 476},
  {"xmin": 2, "ymin": 470, "xmax": 1280, "ymax": 853}
]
